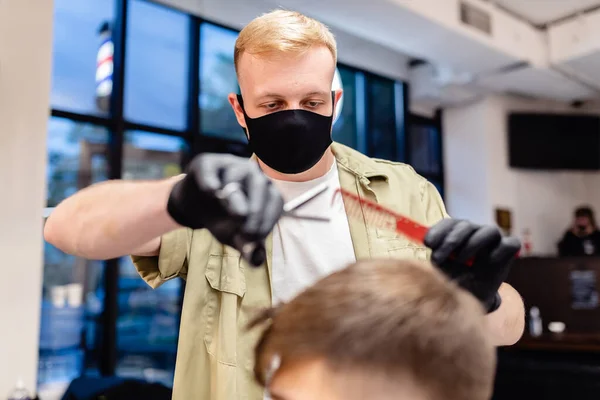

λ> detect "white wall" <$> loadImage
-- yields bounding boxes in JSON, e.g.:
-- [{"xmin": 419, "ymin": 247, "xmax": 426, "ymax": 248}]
[
  {"xmin": 157, "ymin": 0, "xmax": 411, "ymax": 81},
  {"xmin": 444, "ymin": 94, "xmax": 600, "ymax": 255},
  {"xmin": 0, "ymin": 0, "xmax": 53, "ymax": 396},
  {"xmin": 443, "ymin": 100, "xmax": 493, "ymax": 223}
]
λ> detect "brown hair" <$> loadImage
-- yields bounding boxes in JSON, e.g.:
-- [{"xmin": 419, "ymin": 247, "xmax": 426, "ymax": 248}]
[
  {"xmin": 234, "ymin": 10, "xmax": 337, "ymax": 74},
  {"xmin": 249, "ymin": 259, "xmax": 496, "ymax": 400}
]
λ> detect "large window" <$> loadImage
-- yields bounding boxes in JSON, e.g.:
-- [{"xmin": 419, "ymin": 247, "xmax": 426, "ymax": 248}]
[
  {"xmin": 45, "ymin": 0, "xmax": 432, "ymax": 394},
  {"xmin": 44, "ymin": 0, "xmax": 191, "ymax": 394},
  {"xmin": 42, "ymin": 118, "xmax": 110, "ymax": 387},
  {"xmin": 124, "ymin": 0, "xmax": 190, "ymax": 130},
  {"xmin": 408, "ymin": 113, "xmax": 445, "ymax": 197},
  {"xmin": 409, "ymin": 123, "xmax": 441, "ymax": 175},
  {"xmin": 365, "ymin": 74, "xmax": 401, "ymax": 160},
  {"xmin": 46, "ymin": 118, "xmax": 109, "ymax": 206},
  {"xmin": 51, "ymin": 0, "xmax": 115, "ymax": 115},
  {"xmin": 332, "ymin": 66, "xmax": 359, "ymax": 149},
  {"xmin": 122, "ymin": 131, "xmax": 186, "ymax": 179},
  {"xmin": 117, "ymin": 132, "xmax": 186, "ymax": 385},
  {"xmin": 199, "ymin": 23, "xmax": 243, "ymax": 142}
]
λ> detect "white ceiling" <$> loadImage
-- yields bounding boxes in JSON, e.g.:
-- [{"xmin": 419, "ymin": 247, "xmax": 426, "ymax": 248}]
[
  {"xmin": 478, "ymin": 66, "xmax": 598, "ymax": 101},
  {"xmin": 266, "ymin": 0, "xmax": 600, "ymax": 104},
  {"xmin": 557, "ymin": 51, "xmax": 600, "ymax": 90},
  {"xmin": 268, "ymin": 0, "xmax": 522, "ymax": 74},
  {"xmin": 495, "ymin": 0, "xmax": 600, "ymax": 25}
]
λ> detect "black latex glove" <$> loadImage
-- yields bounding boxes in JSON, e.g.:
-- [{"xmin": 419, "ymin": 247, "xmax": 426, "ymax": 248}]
[
  {"xmin": 424, "ymin": 219, "xmax": 521, "ymax": 313},
  {"xmin": 167, "ymin": 153, "xmax": 284, "ymax": 266}
]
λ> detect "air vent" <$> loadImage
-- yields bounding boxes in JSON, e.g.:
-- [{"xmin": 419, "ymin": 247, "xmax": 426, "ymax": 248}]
[{"xmin": 460, "ymin": 2, "xmax": 492, "ymax": 35}]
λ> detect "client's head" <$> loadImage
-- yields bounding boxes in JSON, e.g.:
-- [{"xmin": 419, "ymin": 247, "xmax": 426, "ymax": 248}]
[{"xmin": 250, "ymin": 259, "xmax": 496, "ymax": 400}]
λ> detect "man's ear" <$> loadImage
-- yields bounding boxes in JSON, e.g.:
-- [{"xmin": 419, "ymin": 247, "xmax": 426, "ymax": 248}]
[{"xmin": 228, "ymin": 93, "xmax": 247, "ymax": 130}]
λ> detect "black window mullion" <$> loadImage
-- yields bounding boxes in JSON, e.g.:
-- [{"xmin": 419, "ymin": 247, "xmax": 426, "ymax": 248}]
[
  {"xmin": 51, "ymin": 109, "xmax": 112, "ymax": 127},
  {"xmin": 434, "ymin": 108, "xmax": 445, "ymax": 197},
  {"xmin": 188, "ymin": 16, "xmax": 201, "ymax": 161},
  {"xmin": 99, "ymin": 0, "xmax": 128, "ymax": 377},
  {"xmin": 123, "ymin": 121, "xmax": 187, "ymax": 137},
  {"xmin": 396, "ymin": 81, "xmax": 409, "ymax": 162}
]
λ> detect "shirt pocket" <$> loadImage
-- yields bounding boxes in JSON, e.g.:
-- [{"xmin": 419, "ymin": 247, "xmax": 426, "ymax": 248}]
[
  {"xmin": 204, "ymin": 253, "xmax": 247, "ymax": 366},
  {"xmin": 387, "ymin": 245, "xmax": 430, "ymax": 261},
  {"xmin": 377, "ymin": 228, "xmax": 405, "ymax": 240}
]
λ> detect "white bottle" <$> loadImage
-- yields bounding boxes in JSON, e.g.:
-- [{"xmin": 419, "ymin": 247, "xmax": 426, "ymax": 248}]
[
  {"xmin": 7, "ymin": 379, "xmax": 32, "ymax": 400},
  {"xmin": 529, "ymin": 306, "xmax": 543, "ymax": 338}
]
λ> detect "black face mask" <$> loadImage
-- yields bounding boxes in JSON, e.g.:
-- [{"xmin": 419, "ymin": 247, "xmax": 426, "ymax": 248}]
[{"xmin": 237, "ymin": 93, "xmax": 334, "ymax": 174}]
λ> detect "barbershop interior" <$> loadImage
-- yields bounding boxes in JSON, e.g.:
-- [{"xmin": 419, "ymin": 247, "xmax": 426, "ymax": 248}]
[{"xmin": 4, "ymin": 0, "xmax": 600, "ymax": 399}]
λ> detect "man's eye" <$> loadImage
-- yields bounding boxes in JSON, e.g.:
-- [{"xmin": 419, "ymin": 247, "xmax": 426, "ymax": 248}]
[
  {"xmin": 306, "ymin": 101, "xmax": 321, "ymax": 108},
  {"xmin": 264, "ymin": 103, "xmax": 280, "ymax": 110}
]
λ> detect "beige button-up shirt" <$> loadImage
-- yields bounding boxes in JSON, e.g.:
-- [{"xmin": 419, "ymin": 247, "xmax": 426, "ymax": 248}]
[{"xmin": 132, "ymin": 142, "xmax": 449, "ymax": 400}]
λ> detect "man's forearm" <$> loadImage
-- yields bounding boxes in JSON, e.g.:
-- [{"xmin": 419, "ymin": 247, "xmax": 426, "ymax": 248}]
[
  {"xmin": 44, "ymin": 176, "xmax": 182, "ymax": 260},
  {"xmin": 485, "ymin": 283, "xmax": 525, "ymax": 346}
]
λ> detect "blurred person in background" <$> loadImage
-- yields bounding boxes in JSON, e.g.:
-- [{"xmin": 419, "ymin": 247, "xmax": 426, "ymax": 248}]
[
  {"xmin": 251, "ymin": 259, "xmax": 496, "ymax": 400},
  {"xmin": 558, "ymin": 206, "xmax": 600, "ymax": 257},
  {"xmin": 44, "ymin": 9, "xmax": 523, "ymax": 400}
]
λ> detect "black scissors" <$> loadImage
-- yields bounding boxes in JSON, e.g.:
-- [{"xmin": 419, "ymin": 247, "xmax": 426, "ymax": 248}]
[{"xmin": 216, "ymin": 181, "xmax": 331, "ymax": 265}]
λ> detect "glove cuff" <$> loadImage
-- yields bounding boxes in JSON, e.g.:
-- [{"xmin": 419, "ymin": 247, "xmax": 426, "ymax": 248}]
[
  {"xmin": 486, "ymin": 292, "xmax": 502, "ymax": 314},
  {"xmin": 166, "ymin": 177, "xmax": 204, "ymax": 229}
]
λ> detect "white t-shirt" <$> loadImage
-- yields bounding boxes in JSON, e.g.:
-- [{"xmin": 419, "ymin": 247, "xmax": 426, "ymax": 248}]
[{"xmin": 269, "ymin": 161, "xmax": 356, "ymax": 305}]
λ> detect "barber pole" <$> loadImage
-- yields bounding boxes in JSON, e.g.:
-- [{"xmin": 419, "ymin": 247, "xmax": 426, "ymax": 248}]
[
  {"xmin": 332, "ymin": 67, "xmax": 343, "ymax": 124},
  {"xmin": 96, "ymin": 22, "xmax": 113, "ymax": 113}
]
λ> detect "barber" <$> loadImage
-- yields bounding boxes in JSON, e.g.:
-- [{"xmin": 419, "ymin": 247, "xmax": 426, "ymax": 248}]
[{"xmin": 45, "ymin": 10, "xmax": 523, "ymax": 400}]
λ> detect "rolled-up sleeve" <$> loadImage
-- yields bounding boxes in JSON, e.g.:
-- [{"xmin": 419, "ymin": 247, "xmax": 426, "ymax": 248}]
[
  {"xmin": 420, "ymin": 180, "xmax": 450, "ymax": 261},
  {"xmin": 421, "ymin": 180, "xmax": 450, "ymax": 225},
  {"xmin": 131, "ymin": 227, "xmax": 193, "ymax": 289}
]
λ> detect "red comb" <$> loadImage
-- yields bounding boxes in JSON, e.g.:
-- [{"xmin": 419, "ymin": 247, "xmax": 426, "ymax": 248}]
[
  {"xmin": 334, "ymin": 188, "xmax": 428, "ymax": 243},
  {"xmin": 334, "ymin": 188, "xmax": 474, "ymax": 266}
]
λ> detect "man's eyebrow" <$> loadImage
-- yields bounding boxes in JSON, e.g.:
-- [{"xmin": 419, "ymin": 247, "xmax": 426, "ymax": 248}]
[
  {"xmin": 256, "ymin": 92, "xmax": 284, "ymax": 100},
  {"xmin": 304, "ymin": 90, "xmax": 330, "ymax": 97},
  {"xmin": 256, "ymin": 91, "xmax": 330, "ymax": 101}
]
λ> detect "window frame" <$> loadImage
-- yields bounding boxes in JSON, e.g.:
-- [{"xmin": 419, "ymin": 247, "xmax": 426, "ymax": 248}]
[
  {"xmin": 363, "ymin": 71, "xmax": 407, "ymax": 162},
  {"xmin": 330, "ymin": 64, "xmax": 359, "ymax": 150},
  {"xmin": 197, "ymin": 21, "xmax": 247, "ymax": 148},
  {"xmin": 47, "ymin": 0, "xmax": 194, "ymax": 377},
  {"xmin": 407, "ymin": 111, "xmax": 445, "ymax": 198}
]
